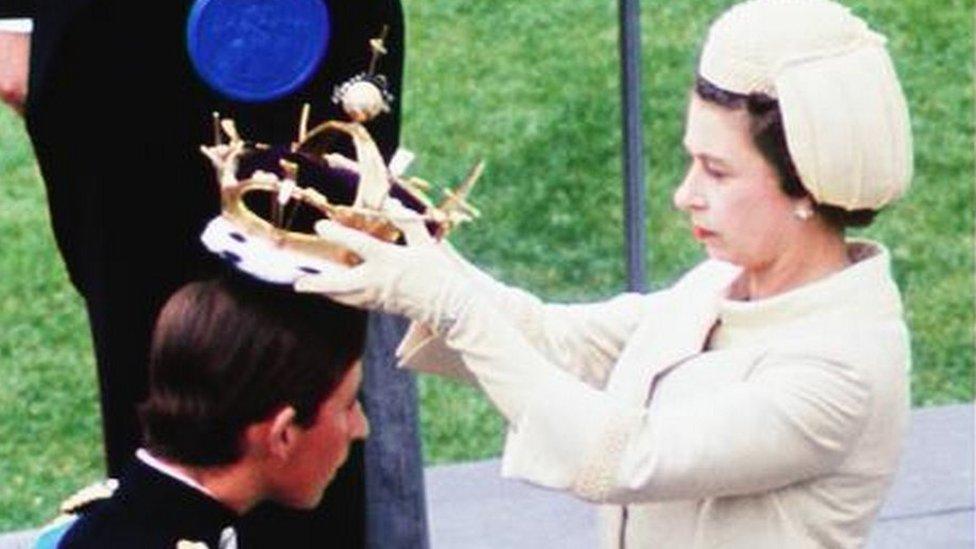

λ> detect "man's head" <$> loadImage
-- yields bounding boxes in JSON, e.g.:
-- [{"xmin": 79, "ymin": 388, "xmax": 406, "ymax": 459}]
[{"xmin": 139, "ymin": 275, "xmax": 368, "ymax": 508}]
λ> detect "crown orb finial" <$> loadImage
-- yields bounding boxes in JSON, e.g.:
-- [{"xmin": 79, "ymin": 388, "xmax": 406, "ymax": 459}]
[{"xmin": 341, "ymin": 80, "xmax": 387, "ymax": 123}]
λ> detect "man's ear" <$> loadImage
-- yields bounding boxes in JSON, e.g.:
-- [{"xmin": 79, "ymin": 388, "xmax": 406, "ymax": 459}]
[{"xmin": 265, "ymin": 406, "xmax": 300, "ymax": 460}]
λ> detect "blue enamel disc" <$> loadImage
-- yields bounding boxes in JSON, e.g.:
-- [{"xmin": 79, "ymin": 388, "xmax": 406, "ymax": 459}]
[{"xmin": 187, "ymin": 0, "xmax": 331, "ymax": 102}]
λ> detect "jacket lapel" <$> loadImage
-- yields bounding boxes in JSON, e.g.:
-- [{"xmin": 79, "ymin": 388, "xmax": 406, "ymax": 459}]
[{"xmin": 605, "ymin": 265, "xmax": 735, "ymax": 406}]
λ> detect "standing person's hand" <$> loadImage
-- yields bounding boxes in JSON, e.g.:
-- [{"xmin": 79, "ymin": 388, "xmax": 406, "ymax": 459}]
[
  {"xmin": 295, "ymin": 202, "xmax": 558, "ymax": 423},
  {"xmin": 294, "ymin": 214, "xmax": 473, "ymax": 332},
  {"xmin": 293, "ymin": 198, "xmax": 498, "ymax": 324},
  {"xmin": 0, "ymin": 30, "xmax": 30, "ymax": 114}
]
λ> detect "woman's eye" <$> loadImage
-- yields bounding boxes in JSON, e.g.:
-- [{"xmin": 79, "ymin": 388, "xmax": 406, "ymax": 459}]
[{"xmin": 704, "ymin": 164, "xmax": 726, "ymax": 179}]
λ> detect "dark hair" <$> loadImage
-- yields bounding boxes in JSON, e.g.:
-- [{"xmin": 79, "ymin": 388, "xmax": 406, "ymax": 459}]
[
  {"xmin": 694, "ymin": 75, "xmax": 877, "ymax": 229},
  {"xmin": 139, "ymin": 275, "xmax": 367, "ymax": 466}
]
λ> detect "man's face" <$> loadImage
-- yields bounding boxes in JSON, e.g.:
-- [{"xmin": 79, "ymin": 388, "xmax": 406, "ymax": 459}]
[{"xmin": 268, "ymin": 362, "xmax": 369, "ymax": 509}]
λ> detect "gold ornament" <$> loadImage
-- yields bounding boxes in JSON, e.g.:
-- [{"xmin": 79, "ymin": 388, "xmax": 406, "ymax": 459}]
[
  {"xmin": 199, "ymin": 30, "xmax": 483, "ymax": 283},
  {"xmin": 341, "ymin": 80, "xmax": 387, "ymax": 123}
]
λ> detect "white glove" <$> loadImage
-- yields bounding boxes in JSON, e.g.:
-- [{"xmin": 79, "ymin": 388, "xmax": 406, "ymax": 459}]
[
  {"xmin": 294, "ymin": 210, "xmax": 475, "ymax": 335},
  {"xmin": 380, "ymin": 198, "xmax": 542, "ymax": 319},
  {"xmin": 295, "ymin": 205, "xmax": 571, "ymax": 422}
]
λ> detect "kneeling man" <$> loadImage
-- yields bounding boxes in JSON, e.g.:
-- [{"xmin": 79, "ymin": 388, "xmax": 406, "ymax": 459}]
[{"xmin": 59, "ymin": 275, "xmax": 369, "ymax": 548}]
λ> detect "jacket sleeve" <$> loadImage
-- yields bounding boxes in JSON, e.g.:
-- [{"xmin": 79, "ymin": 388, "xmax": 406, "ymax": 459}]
[
  {"xmin": 433, "ymin": 291, "xmax": 872, "ymax": 503},
  {"xmin": 0, "ymin": 3, "xmax": 34, "ymax": 18},
  {"xmin": 503, "ymin": 352, "xmax": 872, "ymax": 503},
  {"xmin": 397, "ymin": 285, "xmax": 650, "ymax": 389},
  {"xmin": 398, "ymin": 256, "xmax": 737, "ymax": 389}
]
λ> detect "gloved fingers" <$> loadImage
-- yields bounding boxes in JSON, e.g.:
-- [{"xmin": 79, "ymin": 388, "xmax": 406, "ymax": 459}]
[
  {"xmin": 294, "ymin": 266, "xmax": 370, "ymax": 297},
  {"xmin": 383, "ymin": 198, "xmax": 434, "ymax": 246},
  {"xmin": 314, "ymin": 220, "xmax": 383, "ymax": 259}
]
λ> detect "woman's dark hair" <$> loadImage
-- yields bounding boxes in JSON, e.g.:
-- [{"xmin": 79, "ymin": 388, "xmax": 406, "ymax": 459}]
[
  {"xmin": 139, "ymin": 275, "xmax": 367, "ymax": 466},
  {"xmin": 694, "ymin": 75, "xmax": 877, "ymax": 229}
]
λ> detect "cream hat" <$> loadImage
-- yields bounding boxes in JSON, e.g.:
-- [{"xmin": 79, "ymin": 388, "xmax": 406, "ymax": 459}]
[{"xmin": 698, "ymin": 0, "xmax": 912, "ymax": 210}]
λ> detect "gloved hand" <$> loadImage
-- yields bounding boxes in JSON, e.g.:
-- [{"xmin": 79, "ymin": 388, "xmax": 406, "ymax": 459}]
[
  {"xmin": 294, "ymin": 206, "xmax": 475, "ymax": 334},
  {"xmin": 381, "ymin": 198, "xmax": 537, "ymax": 311},
  {"xmin": 373, "ymin": 199, "xmax": 562, "ymax": 386},
  {"xmin": 295, "ymin": 201, "xmax": 567, "ymax": 422}
]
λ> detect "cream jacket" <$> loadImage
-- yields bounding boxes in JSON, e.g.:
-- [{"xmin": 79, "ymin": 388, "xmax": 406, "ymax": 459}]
[{"xmin": 398, "ymin": 240, "xmax": 910, "ymax": 548}]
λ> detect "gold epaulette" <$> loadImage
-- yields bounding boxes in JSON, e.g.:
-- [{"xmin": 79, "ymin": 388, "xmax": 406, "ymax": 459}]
[{"xmin": 58, "ymin": 478, "xmax": 119, "ymax": 515}]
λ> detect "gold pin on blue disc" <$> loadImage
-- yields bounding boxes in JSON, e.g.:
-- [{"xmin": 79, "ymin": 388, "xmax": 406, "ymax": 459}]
[{"xmin": 187, "ymin": 0, "xmax": 331, "ymax": 102}]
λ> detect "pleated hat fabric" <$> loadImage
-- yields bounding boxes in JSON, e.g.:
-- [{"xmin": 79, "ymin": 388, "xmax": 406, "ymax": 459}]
[{"xmin": 699, "ymin": 0, "xmax": 913, "ymax": 210}]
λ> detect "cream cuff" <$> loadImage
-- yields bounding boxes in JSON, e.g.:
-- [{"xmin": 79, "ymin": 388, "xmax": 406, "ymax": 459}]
[
  {"xmin": 0, "ymin": 19, "xmax": 32, "ymax": 33},
  {"xmin": 500, "ymin": 373, "xmax": 643, "ymax": 502},
  {"xmin": 395, "ymin": 321, "xmax": 476, "ymax": 383}
]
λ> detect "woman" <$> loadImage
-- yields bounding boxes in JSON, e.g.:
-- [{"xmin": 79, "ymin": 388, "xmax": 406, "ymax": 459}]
[{"xmin": 296, "ymin": 0, "xmax": 913, "ymax": 546}]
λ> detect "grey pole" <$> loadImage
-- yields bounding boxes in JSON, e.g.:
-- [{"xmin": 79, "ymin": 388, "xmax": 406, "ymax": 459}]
[
  {"xmin": 618, "ymin": 0, "xmax": 648, "ymax": 292},
  {"xmin": 362, "ymin": 313, "xmax": 430, "ymax": 549}
]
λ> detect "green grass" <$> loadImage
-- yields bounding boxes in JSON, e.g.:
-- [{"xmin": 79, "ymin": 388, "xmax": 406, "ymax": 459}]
[
  {"xmin": 0, "ymin": 0, "xmax": 972, "ymax": 530},
  {"xmin": 0, "ymin": 113, "xmax": 104, "ymax": 527}
]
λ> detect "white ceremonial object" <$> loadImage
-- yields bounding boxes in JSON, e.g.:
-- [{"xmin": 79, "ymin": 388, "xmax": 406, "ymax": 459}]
[{"xmin": 201, "ymin": 216, "xmax": 348, "ymax": 285}]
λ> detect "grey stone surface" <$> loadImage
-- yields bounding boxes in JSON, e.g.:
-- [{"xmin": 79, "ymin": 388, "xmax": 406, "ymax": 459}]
[
  {"xmin": 0, "ymin": 531, "xmax": 34, "ymax": 549},
  {"xmin": 875, "ymin": 404, "xmax": 973, "ymax": 519},
  {"xmin": 423, "ymin": 404, "xmax": 974, "ymax": 549},
  {"xmin": 424, "ymin": 460, "xmax": 596, "ymax": 549},
  {"xmin": 2, "ymin": 404, "xmax": 972, "ymax": 549},
  {"xmin": 868, "ymin": 508, "xmax": 974, "ymax": 549},
  {"xmin": 864, "ymin": 404, "xmax": 975, "ymax": 549}
]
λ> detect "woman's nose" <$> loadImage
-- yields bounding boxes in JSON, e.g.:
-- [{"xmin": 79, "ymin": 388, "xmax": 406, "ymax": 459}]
[{"xmin": 673, "ymin": 168, "xmax": 706, "ymax": 211}]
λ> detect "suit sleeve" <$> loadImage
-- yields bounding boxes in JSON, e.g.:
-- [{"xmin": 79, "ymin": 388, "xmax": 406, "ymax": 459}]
[
  {"xmin": 434, "ymin": 291, "xmax": 872, "ymax": 503},
  {"xmin": 0, "ymin": 2, "xmax": 34, "ymax": 18}
]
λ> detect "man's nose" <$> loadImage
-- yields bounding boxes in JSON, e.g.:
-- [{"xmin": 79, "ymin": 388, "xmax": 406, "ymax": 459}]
[{"xmin": 353, "ymin": 402, "xmax": 370, "ymax": 440}]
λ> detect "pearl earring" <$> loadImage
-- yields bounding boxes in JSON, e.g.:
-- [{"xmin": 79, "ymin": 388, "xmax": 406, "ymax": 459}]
[{"xmin": 793, "ymin": 206, "xmax": 813, "ymax": 221}]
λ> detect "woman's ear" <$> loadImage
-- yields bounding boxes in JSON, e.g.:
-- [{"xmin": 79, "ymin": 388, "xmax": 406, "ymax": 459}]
[{"xmin": 266, "ymin": 406, "xmax": 299, "ymax": 460}]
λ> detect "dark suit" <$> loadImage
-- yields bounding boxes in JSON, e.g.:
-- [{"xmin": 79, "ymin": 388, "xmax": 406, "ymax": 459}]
[
  {"xmin": 59, "ymin": 458, "xmax": 240, "ymax": 549},
  {"xmin": 2, "ymin": 1, "xmax": 405, "ymax": 546},
  {"xmin": 59, "ymin": 457, "xmax": 370, "ymax": 548}
]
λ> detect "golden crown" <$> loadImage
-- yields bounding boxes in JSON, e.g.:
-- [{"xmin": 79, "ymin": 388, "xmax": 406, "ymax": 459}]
[{"xmin": 199, "ymin": 28, "xmax": 482, "ymax": 283}]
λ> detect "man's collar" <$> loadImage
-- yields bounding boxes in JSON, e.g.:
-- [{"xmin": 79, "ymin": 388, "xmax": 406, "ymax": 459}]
[{"xmin": 136, "ymin": 448, "xmax": 215, "ymax": 499}]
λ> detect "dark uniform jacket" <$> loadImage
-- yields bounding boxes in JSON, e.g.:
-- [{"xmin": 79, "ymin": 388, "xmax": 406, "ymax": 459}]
[{"xmin": 60, "ymin": 458, "xmax": 240, "ymax": 549}]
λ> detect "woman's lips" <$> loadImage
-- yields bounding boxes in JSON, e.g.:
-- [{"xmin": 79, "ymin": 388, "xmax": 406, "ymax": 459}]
[{"xmin": 692, "ymin": 225, "xmax": 717, "ymax": 240}]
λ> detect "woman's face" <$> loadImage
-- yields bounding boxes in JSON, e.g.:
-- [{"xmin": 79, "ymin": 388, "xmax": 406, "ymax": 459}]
[{"xmin": 673, "ymin": 95, "xmax": 803, "ymax": 269}]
